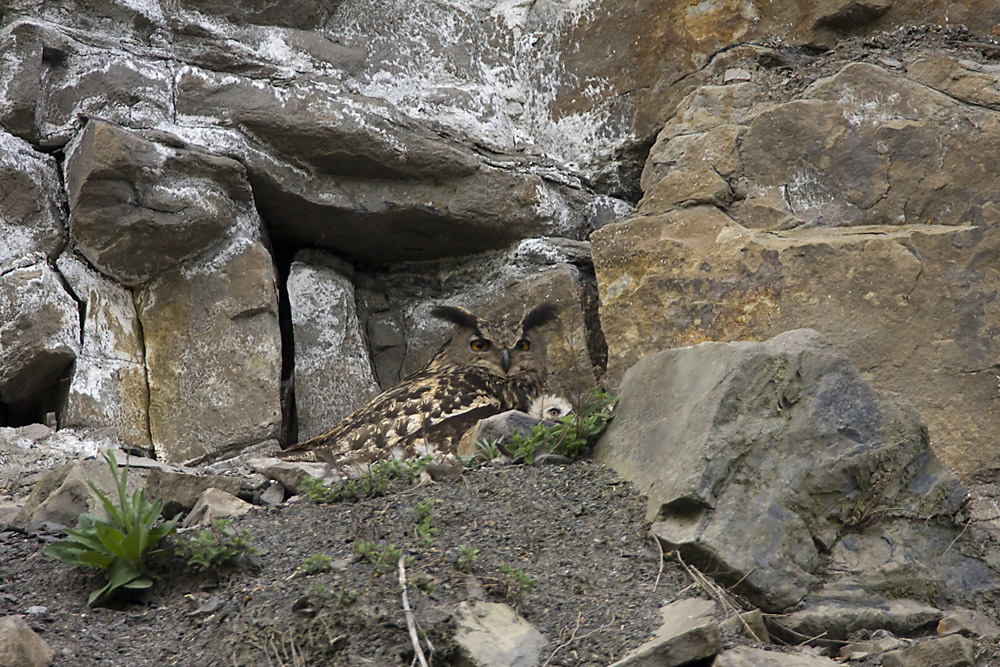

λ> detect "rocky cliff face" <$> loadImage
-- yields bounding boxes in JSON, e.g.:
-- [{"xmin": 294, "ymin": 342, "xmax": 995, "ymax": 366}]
[{"xmin": 1, "ymin": 0, "xmax": 999, "ymax": 475}]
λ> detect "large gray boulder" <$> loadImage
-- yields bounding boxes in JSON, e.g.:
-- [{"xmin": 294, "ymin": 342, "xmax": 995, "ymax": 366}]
[
  {"xmin": 594, "ymin": 329, "xmax": 991, "ymax": 612},
  {"xmin": 0, "ymin": 256, "xmax": 79, "ymax": 417},
  {"xmin": 287, "ymin": 249, "xmax": 379, "ymax": 440},
  {"xmin": 0, "ymin": 128, "xmax": 65, "ymax": 264}
]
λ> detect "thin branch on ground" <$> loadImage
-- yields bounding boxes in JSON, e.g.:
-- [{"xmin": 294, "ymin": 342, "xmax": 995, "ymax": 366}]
[
  {"xmin": 541, "ymin": 613, "xmax": 582, "ymax": 667},
  {"xmin": 398, "ymin": 554, "xmax": 430, "ymax": 667},
  {"xmin": 674, "ymin": 552, "xmax": 765, "ymax": 642},
  {"xmin": 943, "ymin": 519, "xmax": 970, "ymax": 556},
  {"xmin": 650, "ymin": 534, "xmax": 665, "ymax": 591}
]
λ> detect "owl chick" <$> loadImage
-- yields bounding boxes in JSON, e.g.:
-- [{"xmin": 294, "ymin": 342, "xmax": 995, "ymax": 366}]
[
  {"xmin": 528, "ymin": 394, "xmax": 574, "ymax": 421},
  {"xmin": 279, "ymin": 302, "xmax": 558, "ymax": 469}
]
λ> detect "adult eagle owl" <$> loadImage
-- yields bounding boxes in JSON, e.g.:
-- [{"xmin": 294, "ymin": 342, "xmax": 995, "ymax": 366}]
[{"xmin": 279, "ymin": 302, "xmax": 558, "ymax": 468}]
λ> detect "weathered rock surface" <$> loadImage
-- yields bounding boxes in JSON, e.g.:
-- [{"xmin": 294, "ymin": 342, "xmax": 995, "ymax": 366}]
[
  {"xmin": 0, "ymin": 256, "xmax": 79, "ymax": 421},
  {"xmin": 881, "ymin": 633, "xmax": 974, "ymax": 667},
  {"xmin": 55, "ymin": 253, "xmax": 149, "ymax": 448},
  {"xmin": 713, "ymin": 646, "xmax": 839, "ymax": 666},
  {"xmin": 937, "ymin": 607, "xmax": 1000, "ymax": 639},
  {"xmin": 776, "ymin": 597, "xmax": 942, "ymax": 644},
  {"xmin": 65, "ymin": 120, "xmax": 261, "ymax": 287},
  {"xmin": 594, "ymin": 329, "xmax": 991, "ymax": 612},
  {"xmin": 0, "ymin": 129, "xmax": 65, "ymax": 265},
  {"xmin": 287, "ymin": 250, "xmax": 378, "ymax": 440},
  {"xmin": 145, "ymin": 469, "xmax": 243, "ymax": 517},
  {"xmin": 0, "ymin": 615, "xmax": 53, "ymax": 667},
  {"xmin": 608, "ymin": 598, "xmax": 721, "ymax": 667},
  {"xmin": 593, "ymin": 59, "xmax": 1000, "ymax": 477},
  {"xmin": 453, "ymin": 600, "xmax": 547, "ymax": 667},
  {"xmin": 838, "ymin": 631, "xmax": 908, "ymax": 660},
  {"xmin": 181, "ymin": 488, "xmax": 252, "ymax": 528},
  {"xmin": 11, "ymin": 455, "xmax": 141, "ymax": 530},
  {"xmin": 137, "ymin": 239, "xmax": 282, "ymax": 463}
]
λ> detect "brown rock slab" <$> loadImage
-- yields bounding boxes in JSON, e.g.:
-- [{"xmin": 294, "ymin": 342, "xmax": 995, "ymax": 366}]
[
  {"xmin": 594, "ymin": 66, "xmax": 1000, "ymax": 477},
  {"xmin": 137, "ymin": 238, "xmax": 282, "ymax": 463},
  {"xmin": 182, "ymin": 488, "xmax": 252, "ymax": 528},
  {"xmin": 937, "ymin": 607, "xmax": 1000, "ymax": 639},
  {"xmin": 0, "ymin": 615, "xmax": 53, "ymax": 667},
  {"xmin": 65, "ymin": 119, "xmax": 260, "ymax": 286},
  {"xmin": 145, "ymin": 468, "xmax": 243, "ymax": 517},
  {"xmin": 881, "ymin": 634, "xmax": 974, "ymax": 667},
  {"xmin": 608, "ymin": 598, "xmax": 721, "ymax": 667}
]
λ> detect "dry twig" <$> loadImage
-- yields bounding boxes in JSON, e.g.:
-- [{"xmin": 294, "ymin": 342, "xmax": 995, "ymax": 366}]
[
  {"xmin": 398, "ymin": 554, "xmax": 430, "ymax": 667},
  {"xmin": 674, "ymin": 552, "xmax": 765, "ymax": 642},
  {"xmin": 541, "ymin": 613, "xmax": 582, "ymax": 667},
  {"xmin": 650, "ymin": 534, "xmax": 665, "ymax": 591}
]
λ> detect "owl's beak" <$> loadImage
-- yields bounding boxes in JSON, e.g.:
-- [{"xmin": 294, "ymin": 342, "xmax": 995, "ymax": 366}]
[{"xmin": 501, "ymin": 348, "xmax": 511, "ymax": 373}]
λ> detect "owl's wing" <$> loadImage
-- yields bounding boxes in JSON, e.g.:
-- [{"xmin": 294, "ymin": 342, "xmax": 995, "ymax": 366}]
[{"xmin": 278, "ymin": 366, "xmax": 506, "ymax": 465}]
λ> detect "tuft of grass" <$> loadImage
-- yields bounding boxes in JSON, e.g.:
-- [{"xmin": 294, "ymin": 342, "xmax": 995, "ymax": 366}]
[
  {"xmin": 474, "ymin": 437, "xmax": 503, "ymax": 461},
  {"xmin": 43, "ymin": 450, "xmax": 181, "ymax": 606},
  {"xmin": 175, "ymin": 518, "xmax": 257, "ymax": 574}
]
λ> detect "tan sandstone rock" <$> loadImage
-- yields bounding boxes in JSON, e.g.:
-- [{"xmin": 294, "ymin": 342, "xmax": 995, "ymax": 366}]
[
  {"xmin": 593, "ymin": 62, "xmax": 1000, "ymax": 476},
  {"xmin": 137, "ymin": 239, "xmax": 282, "ymax": 463}
]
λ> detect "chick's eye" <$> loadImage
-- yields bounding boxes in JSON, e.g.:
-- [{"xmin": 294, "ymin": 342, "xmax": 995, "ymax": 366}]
[
  {"xmin": 470, "ymin": 339, "xmax": 491, "ymax": 352},
  {"xmin": 516, "ymin": 339, "xmax": 531, "ymax": 351}
]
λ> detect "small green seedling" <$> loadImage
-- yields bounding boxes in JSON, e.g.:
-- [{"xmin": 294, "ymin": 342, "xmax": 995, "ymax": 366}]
[
  {"xmin": 456, "ymin": 546, "xmax": 480, "ymax": 573},
  {"xmin": 175, "ymin": 518, "xmax": 257, "ymax": 574},
  {"xmin": 300, "ymin": 553, "xmax": 333, "ymax": 575}
]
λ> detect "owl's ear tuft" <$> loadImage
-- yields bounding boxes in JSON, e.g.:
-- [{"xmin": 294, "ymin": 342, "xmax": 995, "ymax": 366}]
[
  {"xmin": 430, "ymin": 305, "xmax": 480, "ymax": 330},
  {"xmin": 521, "ymin": 302, "xmax": 558, "ymax": 331}
]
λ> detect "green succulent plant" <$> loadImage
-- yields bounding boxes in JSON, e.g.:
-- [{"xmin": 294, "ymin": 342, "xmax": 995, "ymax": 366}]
[{"xmin": 43, "ymin": 450, "xmax": 181, "ymax": 606}]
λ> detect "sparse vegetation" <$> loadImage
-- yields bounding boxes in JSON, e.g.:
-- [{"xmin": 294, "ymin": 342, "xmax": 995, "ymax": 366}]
[
  {"xmin": 413, "ymin": 497, "xmax": 438, "ymax": 547},
  {"xmin": 474, "ymin": 437, "xmax": 503, "ymax": 461},
  {"xmin": 496, "ymin": 564, "xmax": 536, "ymax": 606},
  {"xmin": 507, "ymin": 388, "xmax": 617, "ymax": 464},
  {"xmin": 301, "ymin": 456, "xmax": 437, "ymax": 504},
  {"xmin": 300, "ymin": 553, "xmax": 333, "ymax": 575},
  {"xmin": 175, "ymin": 518, "xmax": 257, "ymax": 574},
  {"xmin": 456, "ymin": 546, "xmax": 479, "ymax": 573},
  {"xmin": 42, "ymin": 450, "xmax": 181, "ymax": 606},
  {"xmin": 354, "ymin": 539, "xmax": 402, "ymax": 575}
]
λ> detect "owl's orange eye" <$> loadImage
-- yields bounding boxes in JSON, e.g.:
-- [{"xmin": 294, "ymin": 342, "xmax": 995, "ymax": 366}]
[
  {"xmin": 470, "ymin": 339, "xmax": 491, "ymax": 352},
  {"xmin": 516, "ymin": 339, "xmax": 531, "ymax": 351}
]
